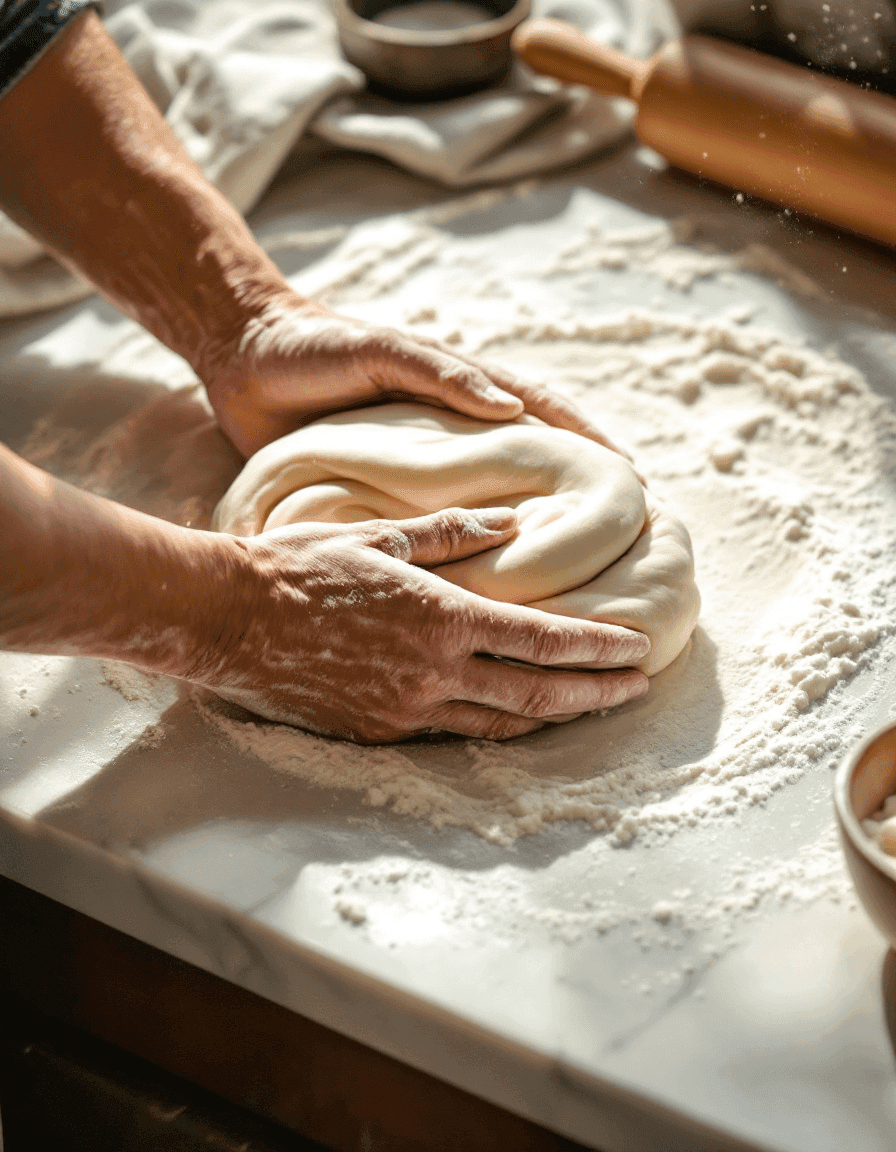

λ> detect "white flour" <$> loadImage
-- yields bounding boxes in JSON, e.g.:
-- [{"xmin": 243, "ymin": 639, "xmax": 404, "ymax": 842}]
[
  {"xmin": 195, "ymin": 286, "xmax": 896, "ymax": 850},
  {"xmin": 16, "ymin": 187, "xmax": 896, "ymax": 953},
  {"xmin": 289, "ymin": 824, "xmax": 851, "ymax": 963}
]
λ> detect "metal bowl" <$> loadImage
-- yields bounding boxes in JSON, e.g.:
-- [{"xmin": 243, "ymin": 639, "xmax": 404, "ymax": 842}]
[
  {"xmin": 333, "ymin": 0, "xmax": 531, "ymax": 100},
  {"xmin": 834, "ymin": 719, "xmax": 896, "ymax": 948}
]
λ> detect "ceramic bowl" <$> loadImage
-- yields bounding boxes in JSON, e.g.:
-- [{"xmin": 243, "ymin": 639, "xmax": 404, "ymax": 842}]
[
  {"xmin": 333, "ymin": 0, "xmax": 531, "ymax": 100},
  {"xmin": 834, "ymin": 719, "xmax": 896, "ymax": 948}
]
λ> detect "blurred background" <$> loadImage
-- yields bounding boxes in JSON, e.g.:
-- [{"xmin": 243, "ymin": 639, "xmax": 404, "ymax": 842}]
[{"xmin": 670, "ymin": 0, "xmax": 896, "ymax": 88}]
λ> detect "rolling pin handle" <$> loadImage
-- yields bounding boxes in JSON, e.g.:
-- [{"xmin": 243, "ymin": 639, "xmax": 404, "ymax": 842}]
[{"xmin": 511, "ymin": 17, "xmax": 645, "ymax": 101}]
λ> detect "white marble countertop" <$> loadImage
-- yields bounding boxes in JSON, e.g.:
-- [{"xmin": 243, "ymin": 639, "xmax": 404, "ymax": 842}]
[{"xmin": 4, "ymin": 141, "xmax": 896, "ymax": 1152}]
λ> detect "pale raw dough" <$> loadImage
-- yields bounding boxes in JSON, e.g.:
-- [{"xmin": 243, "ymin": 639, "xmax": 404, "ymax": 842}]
[{"xmin": 213, "ymin": 403, "xmax": 700, "ymax": 675}]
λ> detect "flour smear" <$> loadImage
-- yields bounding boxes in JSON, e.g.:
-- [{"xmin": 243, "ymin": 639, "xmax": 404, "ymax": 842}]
[
  {"xmin": 189, "ymin": 197, "xmax": 896, "ymax": 857},
  {"xmin": 27, "ymin": 188, "xmax": 896, "ymax": 863}
]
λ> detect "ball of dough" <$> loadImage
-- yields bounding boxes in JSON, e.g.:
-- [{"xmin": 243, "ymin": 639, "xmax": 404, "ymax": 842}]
[{"xmin": 213, "ymin": 403, "xmax": 700, "ymax": 675}]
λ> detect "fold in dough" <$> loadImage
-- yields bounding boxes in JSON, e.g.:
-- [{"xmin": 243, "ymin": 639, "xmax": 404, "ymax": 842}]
[{"xmin": 213, "ymin": 403, "xmax": 700, "ymax": 675}]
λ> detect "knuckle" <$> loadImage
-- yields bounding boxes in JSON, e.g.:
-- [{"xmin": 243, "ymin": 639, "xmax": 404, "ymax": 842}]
[
  {"xmin": 440, "ymin": 505, "xmax": 475, "ymax": 538},
  {"xmin": 431, "ymin": 603, "xmax": 472, "ymax": 661},
  {"xmin": 439, "ymin": 362, "xmax": 476, "ymax": 388},
  {"xmin": 485, "ymin": 713, "xmax": 543, "ymax": 741},
  {"xmin": 429, "ymin": 701, "xmax": 464, "ymax": 733},
  {"xmin": 365, "ymin": 519, "xmax": 411, "ymax": 560},
  {"xmin": 433, "ymin": 702, "xmax": 536, "ymax": 742},
  {"xmin": 527, "ymin": 623, "xmax": 567, "ymax": 666},
  {"xmin": 493, "ymin": 366, "xmax": 521, "ymax": 389},
  {"xmin": 519, "ymin": 681, "xmax": 558, "ymax": 718},
  {"xmin": 361, "ymin": 697, "xmax": 428, "ymax": 744},
  {"xmin": 426, "ymin": 507, "xmax": 478, "ymax": 559},
  {"xmin": 519, "ymin": 379, "xmax": 547, "ymax": 401}
]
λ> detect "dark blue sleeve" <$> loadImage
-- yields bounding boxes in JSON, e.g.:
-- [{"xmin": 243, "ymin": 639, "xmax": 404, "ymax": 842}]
[{"xmin": 0, "ymin": 1, "xmax": 103, "ymax": 100}]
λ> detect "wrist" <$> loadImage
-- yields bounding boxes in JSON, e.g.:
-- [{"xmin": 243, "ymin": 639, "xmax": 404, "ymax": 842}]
[
  {"xmin": 195, "ymin": 290, "xmax": 318, "ymax": 398},
  {"xmin": 144, "ymin": 531, "xmax": 256, "ymax": 685},
  {"xmin": 200, "ymin": 296, "xmax": 335, "ymax": 458},
  {"xmin": 0, "ymin": 445, "xmax": 246, "ymax": 679}
]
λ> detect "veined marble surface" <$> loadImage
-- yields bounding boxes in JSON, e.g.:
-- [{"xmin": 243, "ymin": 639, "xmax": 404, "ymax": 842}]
[{"xmin": 4, "ymin": 142, "xmax": 896, "ymax": 1152}]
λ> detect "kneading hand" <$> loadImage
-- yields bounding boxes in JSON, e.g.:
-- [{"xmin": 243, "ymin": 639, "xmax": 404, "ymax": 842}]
[
  {"xmin": 189, "ymin": 506, "xmax": 650, "ymax": 743},
  {"xmin": 201, "ymin": 298, "xmax": 633, "ymax": 461},
  {"xmin": 0, "ymin": 11, "xmax": 648, "ymax": 744}
]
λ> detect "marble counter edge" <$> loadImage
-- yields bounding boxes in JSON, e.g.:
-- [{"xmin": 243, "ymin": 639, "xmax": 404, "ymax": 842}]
[{"xmin": 0, "ymin": 804, "xmax": 773, "ymax": 1152}]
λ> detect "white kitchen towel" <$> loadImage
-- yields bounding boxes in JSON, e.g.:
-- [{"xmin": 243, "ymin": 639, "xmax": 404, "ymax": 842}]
[
  {"xmin": 0, "ymin": 0, "xmax": 677, "ymax": 317},
  {"xmin": 311, "ymin": 0, "xmax": 678, "ymax": 185}
]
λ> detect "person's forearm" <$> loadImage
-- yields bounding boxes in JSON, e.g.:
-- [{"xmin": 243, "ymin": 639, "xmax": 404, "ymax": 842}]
[
  {"xmin": 0, "ymin": 10, "xmax": 296, "ymax": 380},
  {"xmin": 0, "ymin": 443, "xmax": 236, "ymax": 673}
]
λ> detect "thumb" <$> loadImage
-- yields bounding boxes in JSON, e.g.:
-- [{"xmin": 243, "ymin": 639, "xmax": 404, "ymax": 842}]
[
  {"xmin": 367, "ymin": 506, "xmax": 518, "ymax": 567},
  {"xmin": 380, "ymin": 341, "xmax": 525, "ymax": 420}
]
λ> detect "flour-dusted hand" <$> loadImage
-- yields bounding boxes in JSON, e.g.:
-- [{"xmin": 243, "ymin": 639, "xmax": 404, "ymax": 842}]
[
  {"xmin": 200, "ymin": 300, "xmax": 633, "ymax": 461},
  {"xmin": 0, "ymin": 12, "xmax": 631, "ymax": 466},
  {"xmin": 1, "ymin": 451, "xmax": 648, "ymax": 743},
  {"xmin": 190, "ymin": 507, "xmax": 650, "ymax": 743},
  {"xmin": 0, "ymin": 9, "xmax": 645, "ymax": 740}
]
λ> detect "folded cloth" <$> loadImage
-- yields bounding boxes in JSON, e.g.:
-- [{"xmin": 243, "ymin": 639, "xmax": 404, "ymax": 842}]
[
  {"xmin": 0, "ymin": 0, "xmax": 677, "ymax": 317},
  {"xmin": 311, "ymin": 0, "xmax": 679, "ymax": 185}
]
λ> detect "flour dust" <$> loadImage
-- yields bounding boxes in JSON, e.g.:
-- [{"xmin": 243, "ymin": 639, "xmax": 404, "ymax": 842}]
[
  {"xmin": 22, "ymin": 185, "xmax": 896, "ymax": 953},
  {"xmin": 201, "ymin": 218, "xmax": 896, "ymax": 855}
]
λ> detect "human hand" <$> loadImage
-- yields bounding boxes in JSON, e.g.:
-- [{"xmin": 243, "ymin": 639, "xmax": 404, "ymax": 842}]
[
  {"xmin": 201, "ymin": 298, "xmax": 633, "ymax": 461},
  {"xmin": 0, "ymin": 14, "xmax": 629, "ymax": 470},
  {"xmin": 185, "ymin": 506, "xmax": 650, "ymax": 743}
]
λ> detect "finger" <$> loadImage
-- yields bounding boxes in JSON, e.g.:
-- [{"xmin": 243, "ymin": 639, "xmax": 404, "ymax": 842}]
[
  {"xmin": 367, "ymin": 330, "xmax": 525, "ymax": 419},
  {"xmin": 467, "ymin": 364, "xmax": 635, "ymax": 461},
  {"xmin": 425, "ymin": 342, "xmax": 638, "ymax": 464},
  {"xmin": 382, "ymin": 341, "xmax": 645, "ymax": 482},
  {"xmin": 368, "ymin": 327, "xmax": 638, "ymax": 464},
  {"xmin": 469, "ymin": 599, "xmax": 651, "ymax": 667},
  {"xmin": 358, "ymin": 506, "xmax": 518, "ymax": 567},
  {"xmin": 462, "ymin": 659, "xmax": 648, "ymax": 718},
  {"xmin": 427, "ymin": 701, "xmax": 550, "ymax": 741}
]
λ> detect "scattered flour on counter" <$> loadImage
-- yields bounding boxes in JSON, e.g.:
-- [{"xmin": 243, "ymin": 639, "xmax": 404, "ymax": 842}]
[
  {"xmin": 335, "ymin": 899, "xmax": 368, "ymax": 925},
  {"xmin": 284, "ymin": 205, "xmax": 829, "ymax": 310},
  {"xmin": 542, "ymin": 217, "xmax": 827, "ymax": 299},
  {"xmin": 21, "ymin": 191, "xmax": 896, "ymax": 946},
  {"xmin": 197, "ymin": 298, "xmax": 896, "ymax": 853},
  {"xmin": 100, "ymin": 660, "xmax": 175, "ymax": 706},
  {"xmin": 290, "ymin": 824, "xmax": 854, "ymax": 967}
]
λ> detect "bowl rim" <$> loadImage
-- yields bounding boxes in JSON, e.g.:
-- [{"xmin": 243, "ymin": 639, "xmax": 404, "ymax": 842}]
[
  {"xmin": 332, "ymin": 0, "xmax": 532, "ymax": 47},
  {"xmin": 834, "ymin": 717, "xmax": 896, "ymax": 877}
]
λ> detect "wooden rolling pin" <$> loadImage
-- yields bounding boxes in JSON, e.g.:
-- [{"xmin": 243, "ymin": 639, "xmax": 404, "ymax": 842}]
[{"xmin": 513, "ymin": 18, "xmax": 896, "ymax": 249}]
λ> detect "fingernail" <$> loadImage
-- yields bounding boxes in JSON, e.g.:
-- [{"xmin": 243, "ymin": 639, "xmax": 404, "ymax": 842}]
[
  {"xmin": 629, "ymin": 631, "xmax": 652, "ymax": 656},
  {"xmin": 477, "ymin": 507, "xmax": 517, "ymax": 531},
  {"xmin": 612, "ymin": 672, "xmax": 649, "ymax": 708},
  {"xmin": 607, "ymin": 627, "xmax": 650, "ymax": 658}
]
